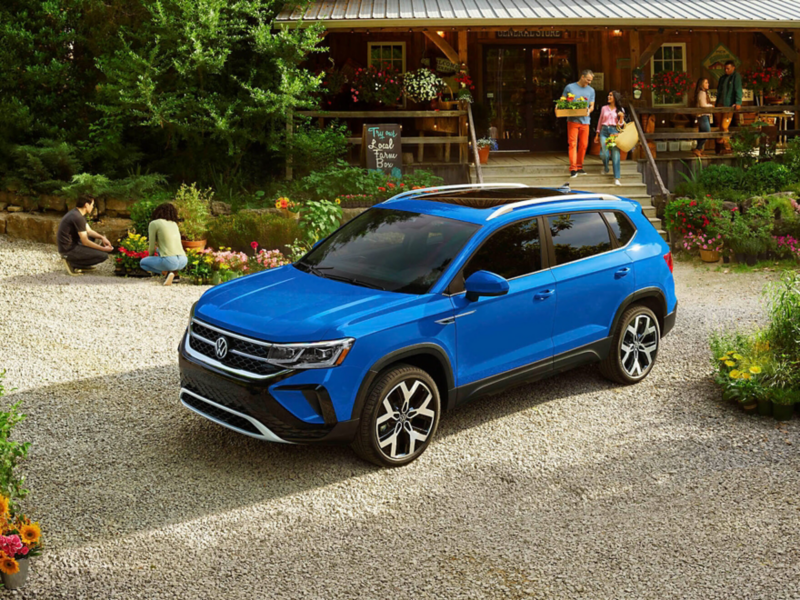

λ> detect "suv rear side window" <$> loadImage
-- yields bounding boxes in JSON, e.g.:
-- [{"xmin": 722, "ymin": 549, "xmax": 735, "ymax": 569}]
[
  {"xmin": 548, "ymin": 212, "xmax": 612, "ymax": 266},
  {"xmin": 464, "ymin": 218, "xmax": 541, "ymax": 280},
  {"xmin": 604, "ymin": 211, "xmax": 636, "ymax": 246}
]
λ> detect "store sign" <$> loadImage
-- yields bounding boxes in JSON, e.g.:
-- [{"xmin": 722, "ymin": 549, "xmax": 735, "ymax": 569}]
[
  {"xmin": 702, "ymin": 43, "xmax": 741, "ymax": 80},
  {"xmin": 497, "ymin": 30, "xmax": 563, "ymax": 39},
  {"xmin": 364, "ymin": 124, "xmax": 402, "ymax": 178}
]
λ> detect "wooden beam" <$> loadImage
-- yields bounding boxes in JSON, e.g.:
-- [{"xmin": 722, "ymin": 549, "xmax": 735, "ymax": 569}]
[
  {"xmin": 422, "ymin": 31, "xmax": 459, "ymax": 65},
  {"xmin": 638, "ymin": 29, "xmax": 665, "ymax": 67},
  {"xmin": 763, "ymin": 31, "xmax": 798, "ymax": 62},
  {"xmin": 457, "ymin": 30, "xmax": 468, "ymax": 65}
]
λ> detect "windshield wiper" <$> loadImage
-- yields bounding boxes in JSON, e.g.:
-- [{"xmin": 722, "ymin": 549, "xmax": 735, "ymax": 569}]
[
  {"xmin": 296, "ymin": 261, "xmax": 333, "ymax": 277},
  {"xmin": 324, "ymin": 274, "xmax": 386, "ymax": 291}
]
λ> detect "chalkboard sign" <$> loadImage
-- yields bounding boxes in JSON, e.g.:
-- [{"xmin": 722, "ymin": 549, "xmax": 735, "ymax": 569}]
[{"xmin": 363, "ymin": 124, "xmax": 402, "ymax": 178}]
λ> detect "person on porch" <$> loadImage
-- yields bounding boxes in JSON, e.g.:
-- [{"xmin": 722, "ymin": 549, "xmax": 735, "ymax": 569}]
[
  {"xmin": 693, "ymin": 77, "xmax": 713, "ymax": 157},
  {"xmin": 561, "ymin": 69, "xmax": 596, "ymax": 178},
  {"xmin": 715, "ymin": 61, "xmax": 742, "ymax": 155},
  {"xmin": 594, "ymin": 91, "xmax": 625, "ymax": 186}
]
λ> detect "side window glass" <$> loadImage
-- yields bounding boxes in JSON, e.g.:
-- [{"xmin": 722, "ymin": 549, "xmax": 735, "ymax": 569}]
[
  {"xmin": 463, "ymin": 219, "xmax": 541, "ymax": 281},
  {"xmin": 603, "ymin": 211, "xmax": 636, "ymax": 246},
  {"xmin": 548, "ymin": 212, "xmax": 612, "ymax": 266}
]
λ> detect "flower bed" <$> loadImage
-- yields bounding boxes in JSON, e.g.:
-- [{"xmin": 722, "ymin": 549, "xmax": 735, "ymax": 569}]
[
  {"xmin": 710, "ymin": 272, "xmax": 800, "ymax": 420},
  {"xmin": 182, "ymin": 244, "xmax": 290, "ymax": 285}
]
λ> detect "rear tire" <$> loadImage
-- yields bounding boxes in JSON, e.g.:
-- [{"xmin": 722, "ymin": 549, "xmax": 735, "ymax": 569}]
[
  {"xmin": 352, "ymin": 364, "xmax": 441, "ymax": 467},
  {"xmin": 600, "ymin": 305, "xmax": 660, "ymax": 385}
]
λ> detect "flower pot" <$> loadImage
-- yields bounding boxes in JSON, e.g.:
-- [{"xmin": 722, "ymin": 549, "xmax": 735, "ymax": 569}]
[
  {"xmin": 758, "ymin": 252, "xmax": 768, "ymax": 261},
  {"xmin": 742, "ymin": 402, "xmax": 758, "ymax": 414},
  {"xmin": 555, "ymin": 108, "xmax": 590, "ymax": 118},
  {"xmin": 745, "ymin": 254, "xmax": 758, "ymax": 266},
  {"xmin": 618, "ymin": 149, "xmax": 629, "ymax": 161},
  {"xmin": 757, "ymin": 399, "xmax": 773, "ymax": 417},
  {"xmin": 1, "ymin": 556, "xmax": 29, "ymax": 590},
  {"xmin": 722, "ymin": 255, "xmax": 730, "ymax": 264},
  {"xmin": 182, "ymin": 239, "xmax": 207, "ymax": 251},
  {"xmin": 478, "ymin": 146, "xmax": 490, "ymax": 165},
  {"xmin": 633, "ymin": 89, "xmax": 642, "ymax": 99},
  {"xmin": 735, "ymin": 253, "xmax": 746, "ymax": 264},
  {"xmin": 699, "ymin": 249, "xmax": 720, "ymax": 263},
  {"xmin": 773, "ymin": 403, "xmax": 794, "ymax": 421},
  {"xmin": 589, "ymin": 138, "xmax": 602, "ymax": 156}
]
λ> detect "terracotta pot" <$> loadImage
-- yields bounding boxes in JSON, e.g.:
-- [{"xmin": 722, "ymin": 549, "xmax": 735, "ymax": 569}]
[
  {"xmin": 699, "ymin": 249, "xmax": 720, "ymax": 263},
  {"xmin": 588, "ymin": 139, "xmax": 602, "ymax": 156},
  {"xmin": 618, "ymin": 149, "xmax": 628, "ymax": 161},
  {"xmin": 182, "ymin": 239, "xmax": 207, "ymax": 251},
  {"xmin": 478, "ymin": 146, "xmax": 490, "ymax": 165}
]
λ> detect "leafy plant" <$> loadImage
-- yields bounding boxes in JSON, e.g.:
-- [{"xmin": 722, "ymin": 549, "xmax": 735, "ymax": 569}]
[
  {"xmin": 298, "ymin": 200, "xmax": 343, "ymax": 244},
  {"xmin": 7, "ymin": 140, "xmax": 82, "ymax": 194},
  {"xmin": 649, "ymin": 70, "xmax": 691, "ymax": 104},
  {"xmin": 173, "ymin": 183, "xmax": 212, "ymax": 242},
  {"xmin": 780, "ymin": 137, "xmax": 800, "ymax": 180},
  {"xmin": 0, "ymin": 372, "xmax": 30, "ymax": 505},
  {"xmin": 286, "ymin": 120, "xmax": 350, "ymax": 179},
  {"xmin": 350, "ymin": 64, "xmax": 403, "ymax": 106},
  {"xmin": 403, "ymin": 68, "xmax": 445, "ymax": 102},
  {"xmin": 129, "ymin": 191, "xmax": 173, "ymax": 236},
  {"xmin": 61, "ymin": 172, "xmax": 167, "ymax": 201},
  {"xmin": 695, "ymin": 164, "xmax": 744, "ymax": 191},
  {"xmin": 730, "ymin": 122, "xmax": 769, "ymax": 169},
  {"xmin": 742, "ymin": 162, "xmax": 792, "ymax": 194},
  {"xmin": 114, "ymin": 232, "xmax": 150, "ymax": 271},
  {"xmin": 206, "ymin": 212, "xmax": 301, "ymax": 253},
  {"xmin": 664, "ymin": 196, "xmax": 719, "ymax": 234}
]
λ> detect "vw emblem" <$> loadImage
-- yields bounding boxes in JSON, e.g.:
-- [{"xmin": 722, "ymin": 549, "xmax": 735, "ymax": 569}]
[{"xmin": 215, "ymin": 337, "xmax": 229, "ymax": 359}]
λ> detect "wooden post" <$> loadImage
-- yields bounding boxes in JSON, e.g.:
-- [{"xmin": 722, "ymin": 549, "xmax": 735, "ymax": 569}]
[
  {"xmin": 458, "ymin": 31, "xmax": 469, "ymax": 166},
  {"xmin": 795, "ymin": 34, "xmax": 800, "ymax": 122},
  {"xmin": 629, "ymin": 29, "xmax": 640, "ymax": 103},
  {"xmin": 468, "ymin": 104, "xmax": 483, "ymax": 183}
]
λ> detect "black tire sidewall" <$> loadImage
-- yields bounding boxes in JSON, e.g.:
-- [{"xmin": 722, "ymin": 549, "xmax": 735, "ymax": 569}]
[{"xmin": 614, "ymin": 306, "xmax": 660, "ymax": 383}]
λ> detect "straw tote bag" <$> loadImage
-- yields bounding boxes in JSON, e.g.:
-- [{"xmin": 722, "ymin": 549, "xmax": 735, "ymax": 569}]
[{"xmin": 614, "ymin": 121, "xmax": 639, "ymax": 152}]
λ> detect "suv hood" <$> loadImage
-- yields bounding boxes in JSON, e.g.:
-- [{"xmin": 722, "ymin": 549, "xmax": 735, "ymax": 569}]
[{"xmin": 194, "ymin": 265, "xmax": 420, "ymax": 342}]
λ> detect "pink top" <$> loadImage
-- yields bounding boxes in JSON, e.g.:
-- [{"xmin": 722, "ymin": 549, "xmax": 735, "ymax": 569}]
[{"xmin": 598, "ymin": 105, "xmax": 624, "ymax": 127}]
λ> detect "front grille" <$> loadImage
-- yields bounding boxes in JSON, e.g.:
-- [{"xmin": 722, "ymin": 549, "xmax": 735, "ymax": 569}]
[
  {"xmin": 188, "ymin": 320, "xmax": 282, "ymax": 377},
  {"xmin": 181, "ymin": 392, "xmax": 262, "ymax": 437}
]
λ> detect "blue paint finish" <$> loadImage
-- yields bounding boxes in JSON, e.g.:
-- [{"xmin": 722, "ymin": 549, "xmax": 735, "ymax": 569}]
[{"xmin": 183, "ymin": 187, "xmax": 677, "ymax": 433}]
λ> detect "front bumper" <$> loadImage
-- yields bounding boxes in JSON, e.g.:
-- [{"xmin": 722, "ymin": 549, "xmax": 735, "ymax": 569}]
[{"xmin": 179, "ymin": 334, "xmax": 359, "ymax": 444}]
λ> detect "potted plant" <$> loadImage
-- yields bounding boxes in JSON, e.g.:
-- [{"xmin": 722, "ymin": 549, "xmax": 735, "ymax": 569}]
[
  {"xmin": 649, "ymin": 70, "xmax": 691, "ymax": 105},
  {"xmin": 454, "ymin": 67, "xmax": 475, "ymax": 105},
  {"xmin": 173, "ymin": 183, "xmax": 212, "ymax": 251},
  {"xmin": 274, "ymin": 196, "xmax": 299, "ymax": 219},
  {"xmin": 0, "ymin": 496, "xmax": 43, "ymax": 590},
  {"xmin": 404, "ymin": 68, "xmax": 446, "ymax": 105},
  {"xmin": 113, "ymin": 232, "xmax": 152, "ymax": 277},
  {"xmin": 554, "ymin": 93, "xmax": 590, "ymax": 118},
  {"xmin": 351, "ymin": 63, "xmax": 404, "ymax": 107},
  {"xmin": 476, "ymin": 137, "xmax": 494, "ymax": 165},
  {"xmin": 771, "ymin": 388, "xmax": 796, "ymax": 421}
]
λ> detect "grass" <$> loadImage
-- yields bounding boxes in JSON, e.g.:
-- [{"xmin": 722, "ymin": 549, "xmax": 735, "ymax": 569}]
[{"xmin": 713, "ymin": 259, "xmax": 800, "ymax": 274}]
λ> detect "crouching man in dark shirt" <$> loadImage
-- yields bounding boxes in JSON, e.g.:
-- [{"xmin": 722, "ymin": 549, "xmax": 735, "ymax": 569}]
[{"xmin": 57, "ymin": 196, "xmax": 113, "ymax": 274}]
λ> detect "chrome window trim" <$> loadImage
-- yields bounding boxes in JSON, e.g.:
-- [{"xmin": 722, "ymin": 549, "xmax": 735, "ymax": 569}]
[
  {"xmin": 184, "ymin": 333, "xmax": 291, "ymax": 381},
  {"xmin": 180, "ymin": 388, "xmax": 292, "ymax": 444},
  {"xmin": 383, "ymin": 183, "xmax": 527, "ymax": 204}
]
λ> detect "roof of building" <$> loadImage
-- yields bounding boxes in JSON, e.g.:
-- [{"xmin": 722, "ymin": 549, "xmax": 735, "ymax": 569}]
[{"xmin": 276, "ymin": 0, "xmax": 800, "ymax": 28}]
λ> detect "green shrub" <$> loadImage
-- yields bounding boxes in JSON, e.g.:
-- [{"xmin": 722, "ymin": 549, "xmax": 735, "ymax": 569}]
[
  {"xmin": 765, "ymin": 272, "xmax": 800, "ymax": 361},
  {"xmin": 174, "ymin": 183, "xmax": 212, "ymax": 241},
  {"xmin": 781, "ymin": 137, "xmax": 800, "ymax": 181},
  {"xmin": 129, "ymin": 190, "xmax": 174, "ymax": 236},
  {"xmin": 742, "ymin": 162, "xmax": 792, "ymax": 195},
  {"xmin": 288, "ymin": 120, "xmax": 350, "ymax": 179},
  {"xmin": 664, "ymin": 196, "xmax": 719, "ymax": 234},
  {"xmin": 62, "ymin": 171, "xmax": 167, "ymax": 202},
  {"xmin": 206, "ymin": 212, "xmax": 302, "ymax": 253},
  {"xmin": 696, "ymin": 164, "xmax": 744, "ymax": 191},
  {"xmin": 0, "ymin": 371, "xmax": 30, "ymax": 506},
  {"xmin": 7, "ymin": 140, "xmax": 82, "ymax": 194}
]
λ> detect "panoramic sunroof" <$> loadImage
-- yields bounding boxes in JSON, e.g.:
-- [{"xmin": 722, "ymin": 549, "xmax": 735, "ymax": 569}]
[{"xmin": 415, "ymin": 187, "xmax": 568, "ymax": 208}]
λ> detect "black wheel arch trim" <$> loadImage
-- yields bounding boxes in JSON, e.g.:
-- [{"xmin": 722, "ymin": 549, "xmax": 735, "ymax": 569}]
[
  {"xmin": 610, "ymin": 287, "xmax": 669, "ymax": 338},
  {"xmin": 351, "ymin": 343, "xmax": 456, "ymax": 420}
]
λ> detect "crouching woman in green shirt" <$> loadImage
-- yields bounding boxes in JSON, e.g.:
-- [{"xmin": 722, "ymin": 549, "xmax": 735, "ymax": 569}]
[{"xmin": 139, "ymin": 203, "xmax": 188, "ymax": 286}]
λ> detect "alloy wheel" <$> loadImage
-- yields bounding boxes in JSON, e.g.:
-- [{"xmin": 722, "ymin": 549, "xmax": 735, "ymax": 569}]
[
  {"xmin": 375, "ymin": 379, "xmax": 436, "ymax": 460},
  {"xmin": 620, "ymin": 314, "xmax": 659, "ymax": 378}
]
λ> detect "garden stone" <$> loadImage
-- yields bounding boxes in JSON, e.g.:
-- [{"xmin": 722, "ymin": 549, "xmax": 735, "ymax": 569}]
[
  {"xmin": 7, "ymin": 206, "xmax": 23, "ymax": 213},
  {"xmin": 105, "ymin": 198, "xmax": 132, "ymax": 217},
  {"xmin": 211, "ymin": 201, "xmax": 232, "ymax": 216},
  {"xmin": 721, "ymin": 201, "xmax": 738, "ymax": 213},
  {"xmin": 40, "ymin": 195, "xmax": 67, "ymax": 212},
  {"xmin": 766, "ymin": 191, "xmax": 795, "ymax": 198},
  {"xmin": 95, "ymin": 197, "xmax": 106, "ymax": 215},
  {"xmin": 22, "ymin": 196, "xmax": 40, "ymax": 212},
  {"xmin": 0, "ymin": 203, "xmax": 7, "ymax": 212},
  {"xmin": 0, "ymin": 216, "xmax": 5, "ymax": 235}
]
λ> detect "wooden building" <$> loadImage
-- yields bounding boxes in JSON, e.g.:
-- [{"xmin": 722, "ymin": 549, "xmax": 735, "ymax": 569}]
[{"xmin": 278, "ymin": 0, "xmax": 800, "ymax": 180}]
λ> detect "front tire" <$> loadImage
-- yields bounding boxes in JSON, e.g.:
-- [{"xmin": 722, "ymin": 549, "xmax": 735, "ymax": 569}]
[
  {"xmin": 352, "ymin": 364, "xmax": 441, "ymax": 467},
  {"xmin": 600, "ymin": 305, "xmax": 660, "ymax": 384}
]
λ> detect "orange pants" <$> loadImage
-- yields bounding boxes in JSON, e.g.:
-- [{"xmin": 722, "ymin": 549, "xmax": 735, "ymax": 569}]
[
  {"xmin": 717, "ymin": 112, "xmax": 734, "ymax": 150},
  {"xmin": 567, "ymin": 122, "xmax": 590, "ymax": 171}
]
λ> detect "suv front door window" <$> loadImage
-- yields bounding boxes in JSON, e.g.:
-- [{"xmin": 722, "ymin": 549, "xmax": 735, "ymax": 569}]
[{"xmin": 450, "ymin": 218, "xmax": 556, "ymax": 395}]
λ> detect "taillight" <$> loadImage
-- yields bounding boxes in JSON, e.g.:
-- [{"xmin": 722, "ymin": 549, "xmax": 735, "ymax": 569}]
[{"xmin": 664, "ymin": 252, "xmax": 674, "ymax": 273}]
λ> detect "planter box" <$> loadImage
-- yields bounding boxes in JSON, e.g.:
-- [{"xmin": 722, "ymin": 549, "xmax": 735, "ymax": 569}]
[
  {"xmin": 680, "ymin": 141, "xmax": 694, "ymax": 152},
  {"xmin": 656, "ymin": 141, "xmax": 668, "ymax": 153},
  {"xmin": 668, "ymin": 141, "xmax": 681, "ymax": 152},
  {"xmin": 555, "ymin": 108, "xmax": 590, "ymax": 118}
]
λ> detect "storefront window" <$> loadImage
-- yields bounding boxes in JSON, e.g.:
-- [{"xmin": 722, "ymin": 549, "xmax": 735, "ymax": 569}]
[
  {"xmin": 651, "ymin": 43, "xmax": 687, "ymax": 106},
  {"xmin": 367, "ymin": 43, "xmax": 406, "ymax": 73}
]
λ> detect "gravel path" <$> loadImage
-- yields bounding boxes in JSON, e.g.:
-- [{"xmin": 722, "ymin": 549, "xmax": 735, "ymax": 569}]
[{"xmin": 1, "ymin": 234, "xmax": 799, "ymax": 599}]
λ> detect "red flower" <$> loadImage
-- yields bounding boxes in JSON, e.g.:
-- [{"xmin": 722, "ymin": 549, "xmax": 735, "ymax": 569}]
[
  {"xmin": 378, "ymin": 187, "xmax": 386, "ymax": 192},
  {"xmin": 387, "ymin": 183, "xmax": 396, "ymax": 188},
  {"xmin": 251, "ymin": 241, "xmax": 259, "ymax": 250},
  {"xmin": 689, "ymin": 201, "xmax": 696, "ymax": 207}
]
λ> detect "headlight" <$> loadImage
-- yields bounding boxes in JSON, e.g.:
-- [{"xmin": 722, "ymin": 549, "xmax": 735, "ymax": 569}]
[{"xmin": 265, "ymin": 338, "xmax": 355, "ymax": 369}]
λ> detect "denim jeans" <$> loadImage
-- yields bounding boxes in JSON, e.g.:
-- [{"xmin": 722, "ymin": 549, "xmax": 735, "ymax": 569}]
[
  {"xmin": 696, "ymin": 115, "xmax": 710, "ymax": 151},
  {"xmin": 599, "ymin": 125, "xmax": 621, "ymax": 179},
  {"xmin": 140, "ymin": 254, "xmax": 188, "ymax": 274}
]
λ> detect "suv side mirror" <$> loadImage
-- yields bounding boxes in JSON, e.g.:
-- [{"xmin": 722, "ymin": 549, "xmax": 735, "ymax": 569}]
[{"xmin": 464, "ymin": 270, "xmax": 509, "ymax": 302}]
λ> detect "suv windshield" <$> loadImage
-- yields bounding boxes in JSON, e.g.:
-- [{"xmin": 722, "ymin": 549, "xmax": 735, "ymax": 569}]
[{"xmin": 295, "ymin": 208, "xmax": 480, "ymax": 294}]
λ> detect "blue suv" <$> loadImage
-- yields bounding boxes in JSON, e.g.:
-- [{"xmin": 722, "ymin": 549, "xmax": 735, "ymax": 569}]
[{"xmin": 179, "ymin": 185, "xmax": 677, "ymax": 466}]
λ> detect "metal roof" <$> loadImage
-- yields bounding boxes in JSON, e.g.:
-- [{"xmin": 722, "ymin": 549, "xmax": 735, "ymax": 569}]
[{"xmin": 276, "ymin": 0, "xmax": 800, "ymax": 28}]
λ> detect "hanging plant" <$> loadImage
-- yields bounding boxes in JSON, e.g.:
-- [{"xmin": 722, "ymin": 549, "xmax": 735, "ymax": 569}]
[{"xmin": 403, "ymin": 68, "xmax": 446, "ymax": 102}]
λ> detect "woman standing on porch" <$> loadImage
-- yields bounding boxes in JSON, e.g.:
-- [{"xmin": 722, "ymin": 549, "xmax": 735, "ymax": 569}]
[
  {"xmin": 693, "ymin": 77, "xmax": 713, "ymax": 157},
  {"xmin": 594, "ymin": 91, "xmax": 625, "ymax": 186}
]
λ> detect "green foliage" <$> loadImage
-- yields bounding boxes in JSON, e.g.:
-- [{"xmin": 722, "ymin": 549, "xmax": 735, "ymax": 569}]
[
  {"xmin": 742, "ymin": 162, "xmax": 792, "ymax": 195},
  {"xmin": 6, "ymin": 140, "xmax": 82, "ymax": 194},
  {"xmin": 173, "ymin": 183, "xmax": 212, "ymax": 241},
  {"xmin": 298, "ymin": 200, "xmax": 344, "ymax": 244},
  {"xmin": 0, "ymin": 371, "xmax": 30, "ymax": 505},
  {"xmin": 765, "ymin": 272, "xmax": 800, "ymax": 362},
  {"xmin": 129, "ymin": 191, "xmax": 174, "ymax": 235},
  {"xmin": 695, "ymin": 164, "xmax": 744, "ymax": 191},
  {"xmin": 781, "ymin": 137, "xmax": 800, "ymax": 180},
  {"xmin": 287, "ymin": 120, "xmax": 350, "ymax": 179},
  {"xmin": 206, "ymin": 212, "xmax": 301, "ymax": 253},
  {"xmin": 731, "ymin": 122, "xmax": 768, "ymax": 169},
  {"xmin": 664, "ymin": 196, "xmax": 719, "ymax": 234},
  {"xmin": 62, "ymin": 172, "xmax": 167, "ymax": 201}
]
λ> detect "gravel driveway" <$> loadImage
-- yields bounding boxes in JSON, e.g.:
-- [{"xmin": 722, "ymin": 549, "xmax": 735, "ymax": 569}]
[{"xmin": 1, "ymin": 234, "xmax": 799, "ymax": 599}]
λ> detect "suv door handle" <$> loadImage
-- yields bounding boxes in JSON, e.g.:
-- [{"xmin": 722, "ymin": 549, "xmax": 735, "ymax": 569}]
[
  {"xmin": 615, "ymin": 267, "xmax": 631, "ymax": 279},
  {"xmin": 533, "ymin": 289, "xmax": 555, "ymax": 301}
]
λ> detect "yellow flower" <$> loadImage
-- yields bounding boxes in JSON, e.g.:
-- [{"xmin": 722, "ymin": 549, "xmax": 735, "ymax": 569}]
[
  {"xmin": 749, "ymin": 366, "xmax": 762, "ymax": 374},
  {"xmin": 741, "ymin": 372, "xmax": 751, "ymax": 380},
  {"xmin": 733, "ymin": 354, "xmax": 743, "ymax": 360},
  {"xmin": 718, "ymin": 356, "xmax": 729, "ymax": 361},
  {"xmin": 0, "ymin": 554, "xmax": 19, "ymax": 575},
  {"xmin": 559, "ymin": 96, "xmax": 566, "ymax": 101},
  {"xmin": 724, "ymin": 361, "xmax": 735, "ymax": 367},
  {"xmin": 18, "ymin": 523, "xmax": 41, "ymax": 545},
  {"xmin": 729, "ymin": 370, "xmax": 741, "ymax": 379},
  {"xmin": 335, "ymin": 198, "xmax": 341, "ymax": 205},
  {"xmin": 0, "ymin": 496, "xmax": 9, "ymax": 518}
]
